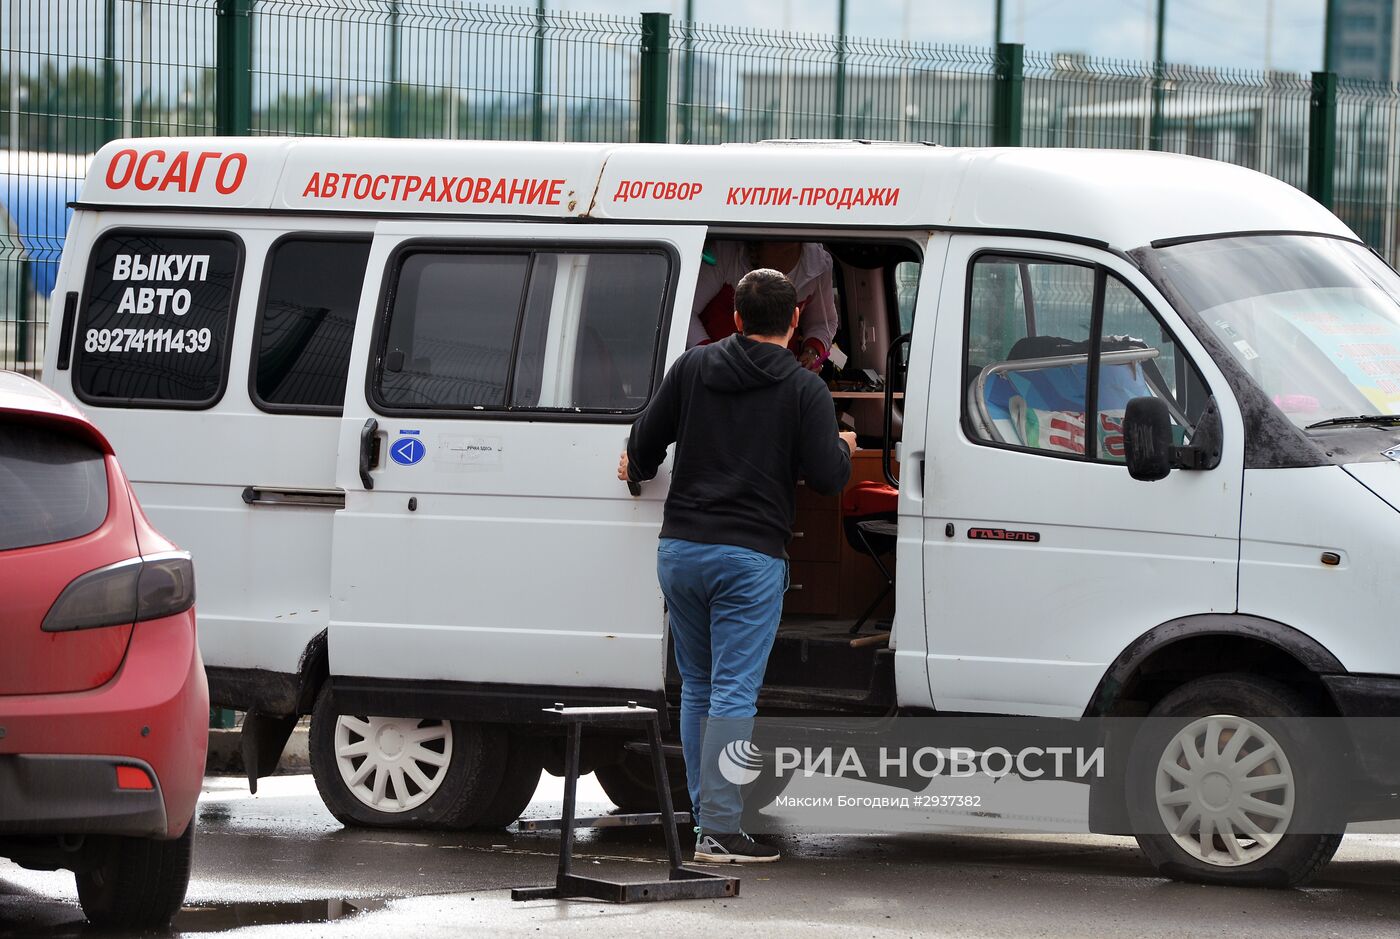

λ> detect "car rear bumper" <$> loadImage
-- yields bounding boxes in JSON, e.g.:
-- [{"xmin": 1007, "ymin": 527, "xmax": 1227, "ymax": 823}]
[
  {"xmin": 0, "ymin": 754, "xmax": 167, "ymax": 837},
  {"xmin": 0, "ymin": 611, "xmax": 208, "ymax": 839}
]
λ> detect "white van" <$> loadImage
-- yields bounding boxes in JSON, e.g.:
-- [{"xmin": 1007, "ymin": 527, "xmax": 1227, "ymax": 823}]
[{"xmin": 42, "ymin": 137, "xmax": 1400, "ymax": 886}]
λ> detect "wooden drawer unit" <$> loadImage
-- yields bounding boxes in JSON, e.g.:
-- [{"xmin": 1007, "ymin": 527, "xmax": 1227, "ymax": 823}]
[
  {"xmin": 783, "ymin": 561, "xmax": 841, "ymax": 615},
  {"xmin": 789, "ymin": 508, "xmax": 841, "ymax": 562}
]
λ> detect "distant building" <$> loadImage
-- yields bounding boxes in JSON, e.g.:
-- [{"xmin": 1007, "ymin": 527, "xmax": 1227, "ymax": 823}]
[{"xmin": 1329, "ymin": 0, "xmax": 1396, "ymax": 82}]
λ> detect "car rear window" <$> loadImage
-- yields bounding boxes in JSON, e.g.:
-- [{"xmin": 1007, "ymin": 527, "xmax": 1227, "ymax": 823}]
[
  {"xmin": 74, "ymin": 229, "xmax": 243, "ymax": 408},
  {"xmin": 0, "ymin": 422, "xmax": 109, "ymax": 551}
]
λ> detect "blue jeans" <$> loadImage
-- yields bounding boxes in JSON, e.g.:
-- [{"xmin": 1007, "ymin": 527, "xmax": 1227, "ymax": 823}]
[{"xmin": 656, "ymin": 537, "xmax": 787, "ymax": 834}]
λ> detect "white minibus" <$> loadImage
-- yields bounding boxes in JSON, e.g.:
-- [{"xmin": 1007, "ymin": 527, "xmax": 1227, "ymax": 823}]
[{"xmin": 41, "ymin": 137, "xmax": 1400, "ymax": 886}]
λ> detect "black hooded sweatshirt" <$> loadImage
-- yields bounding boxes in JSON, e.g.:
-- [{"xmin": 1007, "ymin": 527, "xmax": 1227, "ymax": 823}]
[{"xmin": 627, "ymin": 333, "xmax": 852, "ymax": 559}]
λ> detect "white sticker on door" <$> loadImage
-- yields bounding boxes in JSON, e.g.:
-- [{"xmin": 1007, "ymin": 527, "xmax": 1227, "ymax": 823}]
[{"xmin": 436, "ymin": 434, "xmax": 503, "ymax": 469}]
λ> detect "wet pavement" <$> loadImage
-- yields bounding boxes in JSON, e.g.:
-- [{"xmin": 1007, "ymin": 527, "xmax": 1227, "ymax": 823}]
[{"xmin": 3, "ymin": 773, "xmax": 1400, "ymax": 937}]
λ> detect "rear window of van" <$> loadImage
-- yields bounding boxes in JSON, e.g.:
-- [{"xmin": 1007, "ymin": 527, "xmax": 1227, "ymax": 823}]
[
  {"xmin": 0, "ymin": 421, "xmax": 109, "ymax": 551},
  {"xmin": 74, "ymin": 230, "xmax": 243, "ymax": 407}
]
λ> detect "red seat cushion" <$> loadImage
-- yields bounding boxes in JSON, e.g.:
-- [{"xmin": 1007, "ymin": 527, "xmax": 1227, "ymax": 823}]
[{"xmin": 842, "ymin": 480, "xmax": 897, "ymax": 516}]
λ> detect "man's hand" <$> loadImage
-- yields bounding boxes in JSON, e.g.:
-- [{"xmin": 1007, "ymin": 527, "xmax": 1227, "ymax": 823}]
[
  {"xmin": 617, "ymin": 450, "xmax": 630, "ymax": 481},
  {"xmin": 798, "ymin": 347, "xmax": 822, "ymax": 371},
  {"xmin": 839, "ymin": 431, "xmax": 857, "ymax": 454}
]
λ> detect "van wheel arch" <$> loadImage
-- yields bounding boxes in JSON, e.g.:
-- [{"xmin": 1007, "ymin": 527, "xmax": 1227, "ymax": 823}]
[
  {"xmin": 294, "ymin": 629, "xmax": 330, "ymax": 716},
  {"xmin": 1084, "ymin": 615, "xmax": 1348, "ymax": 836},
  {"xmin": 1085, "ymin": 614, "xmax": 1346, "ymax": 719}
]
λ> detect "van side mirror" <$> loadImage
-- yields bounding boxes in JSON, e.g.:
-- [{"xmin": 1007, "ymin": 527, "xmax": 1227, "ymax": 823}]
[{"xmin": 1123, "ymin": 397, "xmax": 1173, "ymax": 481}]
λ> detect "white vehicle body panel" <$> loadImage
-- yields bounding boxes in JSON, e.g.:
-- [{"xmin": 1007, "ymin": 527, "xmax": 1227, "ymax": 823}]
[
  {"xmin": 327, "ymin": 221, "xmax": 706, "ymax": 691},
  {"xmin": 41, "ymin": 210, "xmax": 377, "ymax": 676},
  {"xmin": 1240, "ymin": 464, "xmax": 1400, "ymax": 674},
  {"xmin": 918, "ymin": 237, "xmax": 1246, "ymax": 718}
]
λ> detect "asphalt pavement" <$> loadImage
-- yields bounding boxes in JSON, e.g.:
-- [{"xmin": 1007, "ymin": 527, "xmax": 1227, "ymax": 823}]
[{"xmin": 3, "ymin": 772, "xmax": 1400, "ymax": 938}]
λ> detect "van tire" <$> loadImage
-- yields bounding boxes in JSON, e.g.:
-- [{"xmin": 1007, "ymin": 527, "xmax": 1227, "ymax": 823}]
[
  {"xmin": 309, "ymin": 686, "xmax": 507, "ymax": 830},
  {"xmin": 595, "ymin": 750, "xmax": 693, "ymax": 814},
  {"xmin": 1126, "ymin": 673, "xmax": 1343, "ymax": 887},
  {"xmin": 470, "ymin": 731, "xmax": 546, "ymax": 830},
  {"xmin": 75, "ymin": 825, "xmax": 193, "ymax": 929}
]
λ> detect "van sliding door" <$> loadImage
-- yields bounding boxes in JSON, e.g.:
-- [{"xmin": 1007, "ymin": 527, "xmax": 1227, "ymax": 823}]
[{"xmin": 329, "ymin": 222, "xmax": 706, "ymax": 702}]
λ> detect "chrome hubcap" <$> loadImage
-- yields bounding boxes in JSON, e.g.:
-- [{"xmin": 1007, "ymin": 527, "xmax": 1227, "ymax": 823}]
[
  {"xmin": 1155, "ymin": 715, "xmax": 1294, "ymax": 868},
  {"xmin": 334, "ymin": 715, "xmax": 452, "ymax": 813}
]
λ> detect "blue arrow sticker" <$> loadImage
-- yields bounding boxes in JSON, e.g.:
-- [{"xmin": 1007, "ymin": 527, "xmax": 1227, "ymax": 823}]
[{"xmin": 390, "ymin": 436, "xmax": 426, "ymax": 466}]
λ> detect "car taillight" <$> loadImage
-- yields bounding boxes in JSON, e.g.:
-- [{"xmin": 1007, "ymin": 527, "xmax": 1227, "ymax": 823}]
[{"xmin": 41, "ymin": 551, "xmax": 195, "ymax": 633}]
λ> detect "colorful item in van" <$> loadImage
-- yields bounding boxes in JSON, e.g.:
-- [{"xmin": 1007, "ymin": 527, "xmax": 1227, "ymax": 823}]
[
  {"xmin": 1278, "ymin": 306, "xmax": 1400, "ymax": 415},
  {"xmin": 983, "ymin": 358, "xmax": 1153, "ymax": 459}
]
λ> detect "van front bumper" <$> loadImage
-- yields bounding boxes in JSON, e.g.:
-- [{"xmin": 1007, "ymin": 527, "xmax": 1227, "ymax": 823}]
[
  {"xmin": 1323, "ymin": 674, "xmax": 1400, "ymax": 791},
  {"xmin": 0, "ymin": 754, "xmax": 167, "ymax": 837}
]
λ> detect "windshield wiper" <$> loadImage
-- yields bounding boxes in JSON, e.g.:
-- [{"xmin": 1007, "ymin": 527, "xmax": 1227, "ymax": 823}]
[{"xmin": 1305, "ymin": 414, "xmax": 1400, "ymax": 430}]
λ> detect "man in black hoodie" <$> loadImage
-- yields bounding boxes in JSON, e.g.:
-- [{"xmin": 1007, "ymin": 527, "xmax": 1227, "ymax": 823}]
[{"xmin": 618, "ymin": 268, "xmax": 854, "ymax": 862}]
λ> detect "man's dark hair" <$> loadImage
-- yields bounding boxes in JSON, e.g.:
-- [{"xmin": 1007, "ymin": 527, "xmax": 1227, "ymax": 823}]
[{"xmin": 734, "ymin": 268, "xmax": 797, "ymax": 338}]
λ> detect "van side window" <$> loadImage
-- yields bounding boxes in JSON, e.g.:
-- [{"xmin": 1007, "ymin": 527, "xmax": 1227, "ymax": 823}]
[
  {"xmin": 894, "ymin": 260, "xmax": 920, "ymax": 334},
  {"xmin": 964, "ymin": 253, "xmax": 1209, "ymax": 461},
  {"xmin": 1097, "ymin": 278, "xmax": 1210, "ymax": 460},
  {"xmin": 252, "ymin": 237, "xmax": 371, "ymax": 413},
  {"xmin": 375, "ymin": 248, "xmax": 670, "ymax": 415},
  {"xmin": 964, "ymin": 256, "xmax": 1095, "ymax": 455},
  {"xmin": 74, "ymin": 230, "xmax": 242, "ymax": 408}
]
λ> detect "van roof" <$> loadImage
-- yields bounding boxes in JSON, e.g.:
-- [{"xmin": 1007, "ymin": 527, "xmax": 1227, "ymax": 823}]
[{"xmin": 78, "ymin": 138, "xmax": 1356, "ymax": 252}]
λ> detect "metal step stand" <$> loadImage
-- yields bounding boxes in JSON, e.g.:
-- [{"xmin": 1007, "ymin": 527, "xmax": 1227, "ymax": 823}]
[{"xmin": 510, "ymin": 702, "xmax": 739, "ymax": 903}]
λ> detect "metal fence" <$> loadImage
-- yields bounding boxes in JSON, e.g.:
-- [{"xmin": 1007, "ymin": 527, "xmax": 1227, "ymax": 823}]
[{"xmin": 2, "ymin": 0, "xmax": 1398, "ymax": 372}]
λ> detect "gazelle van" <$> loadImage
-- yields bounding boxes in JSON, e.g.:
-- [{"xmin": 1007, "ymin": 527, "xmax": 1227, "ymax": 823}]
[{"xmin": 41, "ymin": 137, "xmax": 1400, "ymax": 886}]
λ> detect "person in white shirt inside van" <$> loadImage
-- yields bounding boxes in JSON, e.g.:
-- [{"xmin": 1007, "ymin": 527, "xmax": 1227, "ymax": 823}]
[
  {"xmin": 620, "ymin": 268, "xmax": 855, "ymax": 863},
  {"xmin": 688, "ymin": 240, "xmax": 839, "ymax": 372}
]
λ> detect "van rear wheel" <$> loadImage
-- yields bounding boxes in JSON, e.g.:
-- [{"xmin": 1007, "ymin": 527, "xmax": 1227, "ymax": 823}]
[
  {"xmin": 470, "ymin": 731, "xmax": 545, "ymax": 830},
  {"xmin": 595, "ymin": 749, "xmax": 692, "ymax": 813},
  {"xmin": 1126, "ymin": 674, "xmax": 1343, "ymax": 887},
  {"xmin": 309, "ymin": 686, "xmax": 506, "ymax": 829}
]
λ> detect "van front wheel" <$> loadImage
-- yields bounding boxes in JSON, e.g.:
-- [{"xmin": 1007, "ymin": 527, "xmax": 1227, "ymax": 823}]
[
  {"xmin": 309, "ymin": 687, "xmax": 506, "ymax": 829},
  {"xmin": 1126, "ymin": 674, "xmax": 1343, "ymax": 887}
]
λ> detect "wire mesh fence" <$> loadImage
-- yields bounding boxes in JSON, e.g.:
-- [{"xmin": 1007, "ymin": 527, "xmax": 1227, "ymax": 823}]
[{"xmin": 4, "ymin": 0, "xmax": 1400, "ymax": 373}]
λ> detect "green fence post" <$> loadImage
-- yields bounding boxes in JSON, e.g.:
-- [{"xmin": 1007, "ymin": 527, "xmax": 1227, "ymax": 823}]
[
  {"xmin": 833, "ymin": 0, "xmax": 848, "ymax": 138},
  {"xmin": 532, "ymin": 0, "xmax": 546, "ymax": 141},
  {"xmin": 1149, "ymin": 0, "xmax": 1166, "ymax": 150},
  {"xmin": 993, "ymin": 42, "xmax": 1023, "ymax": 147},
  {"xmin": 1308, "ymin": 70, "xmax": 1338, "ymax": 208},
  {"xmin": 680, "ymin": 0, "xmax": 694, "ymax": 144},
  {"xmin": 102, "ymin": 0, "xmax": 119, "ymax": 144},
  {"xmin": 639, "ymin": 12, "xmax": 670, "ymax": 143},
  {"xmin": 215, "ymin": 0, "xmax": 253, "ymax": 136},
  {"xmin": 387, "ymin": 1, "xmax": 403, "ymax": 137}
]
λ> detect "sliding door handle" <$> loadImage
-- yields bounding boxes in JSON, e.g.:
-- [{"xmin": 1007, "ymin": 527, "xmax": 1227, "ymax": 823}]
[{"xmin": 359, "ymin": 418, "xmax": 379, "ymax": 490}]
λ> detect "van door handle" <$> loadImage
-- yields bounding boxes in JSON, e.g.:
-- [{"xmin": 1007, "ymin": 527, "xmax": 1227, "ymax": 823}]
[
  {"xmin": 359, "ymin": 418, "xmax": 379, "ymax": 490},
  {"xmin": 242, "ymin": 486, "xmax": 346, "ymax": 508}
]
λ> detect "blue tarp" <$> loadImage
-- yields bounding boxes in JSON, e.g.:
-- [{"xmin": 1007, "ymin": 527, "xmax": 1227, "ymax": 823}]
[{"xmin": 0, "ymin": 157, "xmax": 87, "ymax": 298}]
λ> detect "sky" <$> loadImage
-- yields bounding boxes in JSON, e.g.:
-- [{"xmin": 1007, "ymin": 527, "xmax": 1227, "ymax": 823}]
[{"xmin": 549, "ymin": 0, "xmax": 1330, "ymax": 73}]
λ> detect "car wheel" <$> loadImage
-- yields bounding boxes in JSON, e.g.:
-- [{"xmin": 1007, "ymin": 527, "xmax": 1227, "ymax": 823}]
[
  {"xmin": 1127, "ymin": 673, "xmax": 1344, "ymax": 887},
  {"xmin": 75, "ymin": 824, "xmax": 194, "ymax": 929},
  {"xmin": 471, "ymin": 731, "xmax": 546, "ymax": 830},
  {"xmin": 309, "ymin": 686, "xmax": 507, "ymax": 829},
  {"xmin": 595, "ymin": 749, "xmax": 693, "ymax": 814}
]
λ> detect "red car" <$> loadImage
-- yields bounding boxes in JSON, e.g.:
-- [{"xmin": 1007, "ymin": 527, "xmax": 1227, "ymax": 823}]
[{"xmin": 0, "ymin": 371, "xmax": 207, "ymax": 928}]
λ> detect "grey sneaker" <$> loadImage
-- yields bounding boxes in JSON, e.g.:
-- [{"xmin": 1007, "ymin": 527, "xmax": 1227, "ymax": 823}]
[{"xmin": 694, "ymin": 831, "xmax": 781, "ymax": 863}]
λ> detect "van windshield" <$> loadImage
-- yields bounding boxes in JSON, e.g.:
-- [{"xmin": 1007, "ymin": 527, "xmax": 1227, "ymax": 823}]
[{"xmin": 1153, "ymin": 235, "xmax": 1400, "ymax": 429}]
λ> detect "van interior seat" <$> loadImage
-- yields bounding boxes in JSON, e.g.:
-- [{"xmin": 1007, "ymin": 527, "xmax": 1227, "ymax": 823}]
[
  {"xmin": 974, "ymin": 335, "xmax": 1156, "ymax": 458},
  {"xmin": 381, "ymin": 339, "xmax": 510, "ymax": 407}
]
